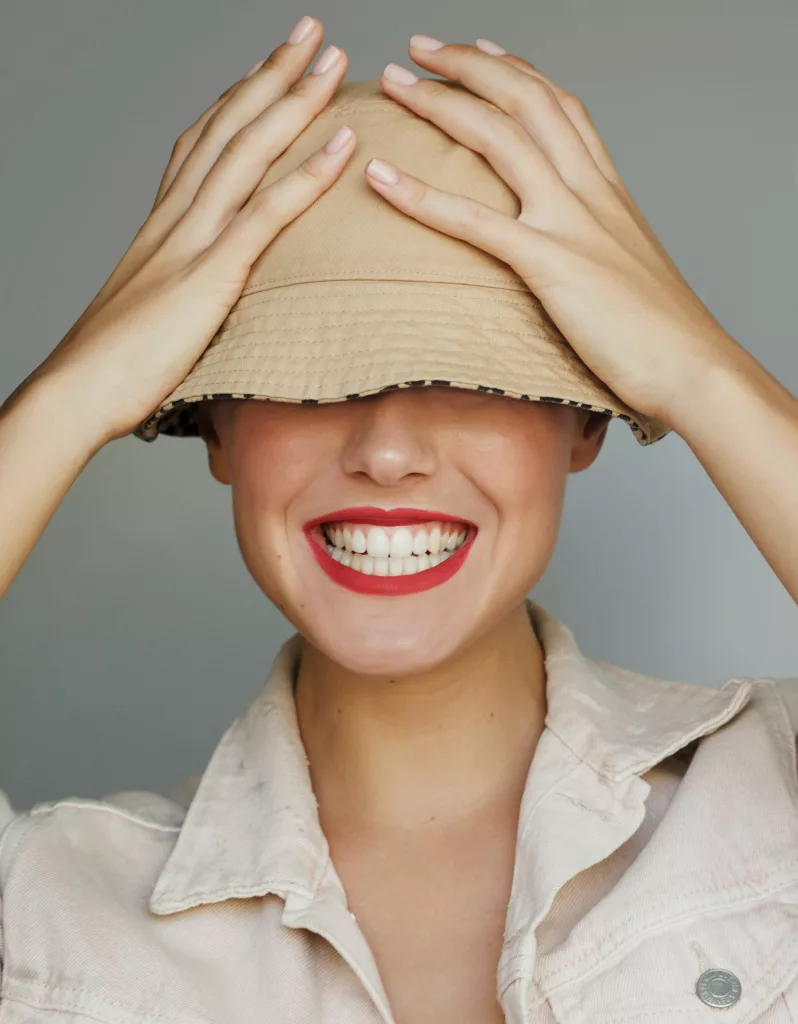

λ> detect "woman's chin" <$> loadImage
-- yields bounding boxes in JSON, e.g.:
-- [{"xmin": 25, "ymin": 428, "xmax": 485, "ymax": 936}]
[{"xmin": 305, "ymin": 617, "xmax": 468, "ymax": 679}]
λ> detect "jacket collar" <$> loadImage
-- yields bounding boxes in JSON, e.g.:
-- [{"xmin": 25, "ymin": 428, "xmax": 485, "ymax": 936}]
[{"xmin": 148, "ymin": 600, "xmax": 753, "ymax": 917}]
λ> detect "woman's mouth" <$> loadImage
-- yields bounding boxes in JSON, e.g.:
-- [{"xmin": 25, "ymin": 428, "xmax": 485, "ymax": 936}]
[{"xmin": 303, "ymin": 507, "xmax": 476, "ymax": 596}]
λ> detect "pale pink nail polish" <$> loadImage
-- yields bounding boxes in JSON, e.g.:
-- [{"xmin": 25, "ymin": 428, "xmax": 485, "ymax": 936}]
[
  {"xmin": 475, "ymin": 38, "xmax": 507, "ymax": 55},
  {"xmin": 312, "ymin": 46, "xmax": 342, "ymax": 75},
  {"xmin": 383, "ymin": 63, "xmax": 419, "ymax": 86},
  {"xmin": 366, "ymin": 159, "xmax": 399, "ymax": 185},
  {"xmin": 288, "ymin": 15, "xmax": 315, "ymax": 44},
  {"xmin": 410, "ymin": 34, "xmax": 444, "ymax": 51},
  {"xmin": 324, "ymin": 126, "xmax": 353, "ymax": 155}
]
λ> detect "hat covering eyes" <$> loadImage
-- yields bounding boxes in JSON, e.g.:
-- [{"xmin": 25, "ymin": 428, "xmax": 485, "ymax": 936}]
[{"xmin": 134, "ymin": 79, "xmax": 671, "ymax": 446}]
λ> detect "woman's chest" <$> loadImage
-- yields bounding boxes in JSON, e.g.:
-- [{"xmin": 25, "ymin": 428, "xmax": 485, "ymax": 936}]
[{"xmin": 329, "ymin": 829, "xmax": 517, "ymax": 1024}]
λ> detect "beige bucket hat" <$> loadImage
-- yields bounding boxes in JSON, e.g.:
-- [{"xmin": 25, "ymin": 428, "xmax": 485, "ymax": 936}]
[{"xmin": 133, "ymin": 79, "xmax": 671, "ymax": 446}]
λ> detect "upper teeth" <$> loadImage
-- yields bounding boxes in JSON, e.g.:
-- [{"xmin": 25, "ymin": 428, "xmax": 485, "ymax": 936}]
[{"xmin": 322, "ymin": 521, "xmax": 468, "ymax": 575}]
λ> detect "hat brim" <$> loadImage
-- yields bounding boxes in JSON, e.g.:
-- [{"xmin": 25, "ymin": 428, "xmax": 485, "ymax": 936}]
[{"xmin": 134, "ymin": 279, "xmax": 671, "ymax": 446}]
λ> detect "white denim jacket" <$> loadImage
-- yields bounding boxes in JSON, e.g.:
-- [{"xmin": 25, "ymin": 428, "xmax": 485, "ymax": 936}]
[{"xmin": 1, "ymin": 599, "xmax": 797, "ymax": 1024}]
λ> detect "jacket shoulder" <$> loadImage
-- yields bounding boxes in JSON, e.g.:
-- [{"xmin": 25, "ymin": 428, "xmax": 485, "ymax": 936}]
[{"xmin": 0, "ymin": 779, "xmax": 197, "ymax": 906}]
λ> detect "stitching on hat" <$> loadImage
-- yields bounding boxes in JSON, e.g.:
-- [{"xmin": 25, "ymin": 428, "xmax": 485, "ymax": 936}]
[
  {"xmin": 324, "ymin": 100, "xmax": 407, "ymax": 115},
  {"xmin": 181, "ymin": 340, "xmax": 573, "ymax": 366},
  {"xmin": 232, "ymin": 284, "xmax": 544, "ymax": 307},
  {"xmin": 231, "ymin": 289, "xmax": 546, "ymax": 317},
  {"xmin": 237, "ymin": 276, "xmax": 534, "ymax": 297},
  {"xmin": 213, "ymin": 317, "xmax": 557, "ymax": 343},
  {"xmin": 223, "ymin": 307, "xmax": 552, "ymax": 327}
]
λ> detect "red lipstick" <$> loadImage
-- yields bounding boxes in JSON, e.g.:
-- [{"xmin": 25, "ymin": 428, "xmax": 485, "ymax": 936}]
[
  {"xmin": 303, "ymin": 507, "xmax": 469, "ymax": 529},
  {"xmin": 303, "ymin": 507, "xmax": 477, "ymax": 596}
]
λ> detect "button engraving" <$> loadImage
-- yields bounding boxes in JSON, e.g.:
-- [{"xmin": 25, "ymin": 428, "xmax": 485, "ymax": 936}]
[{"xmin": 696, "ymin": 968, "xmax": 742, "ymax": 1008}]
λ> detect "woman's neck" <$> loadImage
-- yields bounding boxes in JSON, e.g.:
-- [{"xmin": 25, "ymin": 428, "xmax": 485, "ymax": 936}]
[{"xmin": 294, "ymin": 601, "xmax": 547, "ymax": 835}]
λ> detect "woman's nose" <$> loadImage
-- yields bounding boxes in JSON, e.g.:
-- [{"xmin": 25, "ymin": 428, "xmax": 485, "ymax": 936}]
[{"xmin": 339, "ymin": 390, "xmax": 440, "ymax": 487}]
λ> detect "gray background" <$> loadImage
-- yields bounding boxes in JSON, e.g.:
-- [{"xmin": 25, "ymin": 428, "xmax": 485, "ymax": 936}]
[{"xmin": 1, "ymin": 0, "xmax": 796, "ymax": 809}]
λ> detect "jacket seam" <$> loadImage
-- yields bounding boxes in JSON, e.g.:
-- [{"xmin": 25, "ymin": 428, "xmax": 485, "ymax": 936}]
[
  {"xmin": 501, "ymin": 867, "xmax": 798, "ymax": 994},
  {"xmin": 29, "ymin": 800, "xmax": 182, "ymax": 833}
]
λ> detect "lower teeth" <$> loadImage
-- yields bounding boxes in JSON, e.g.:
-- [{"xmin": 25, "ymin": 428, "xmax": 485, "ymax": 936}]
[{"xmin": 326, "ymin": 545, "xmax": 455, "ymax": 576}]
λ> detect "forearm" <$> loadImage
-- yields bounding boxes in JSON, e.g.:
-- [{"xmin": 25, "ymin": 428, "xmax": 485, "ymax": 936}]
[
  {"xmin": 0, "ymin": 372, "xmax": 105, "ymax": 601},
  {"xmin": 666, "ymin": 335, "xmax": 798, "ymax": 604}
]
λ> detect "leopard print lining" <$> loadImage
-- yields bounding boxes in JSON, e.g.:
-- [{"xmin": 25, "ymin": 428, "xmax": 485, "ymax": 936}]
[{"xmin": 133, "ymin": 380, "xmax": 650, "ymax": 444}]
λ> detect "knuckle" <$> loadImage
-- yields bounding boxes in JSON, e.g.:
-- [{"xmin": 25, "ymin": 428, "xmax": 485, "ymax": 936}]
[
  {"xmin": 220, "ymin": 123, "xmax": 255, "ymax": 159},
  {"xmin": 198, "ymin": 109, "xmax": 233, "ymax": 149},
  {"xmin": 248, "ymin": 185, "xmax": 276, "ymax": 217},
  {"xmin": 171, "ymin": 131, "xmax": 193, "ymax": 159},
  {"xmin": 484, "ymin": 116, "xmax": 527, "ymax": 156},
  {"xmin": 468, "ymin": 200, "xmax": 495, "ymax": 225},
  {"xmin": 518, "ymin": 77, "xmax": 556, "ymax": 113},
  {"xmin": 296, "ymin": 155, "xmax": 325, "ymax": 187},
  {"xmin": 560, "ymin": 91, "xmax": 588, "ymax": 117},
  {"xmin": 259, "ymin": 42, "xmax": 291, "ymax": 76}
]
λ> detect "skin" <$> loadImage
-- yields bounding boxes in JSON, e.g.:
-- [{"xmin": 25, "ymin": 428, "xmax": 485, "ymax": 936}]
[
  {"xmin": 194, "ymin": 390, "xmax": 607, "ymax": 832},
  {"xmin": 0, "ymin": 14, "xmax": 796, "ymax": 1022},
  {"xmin": 196, "ymin": 388, "xmax": 608, "ymax": 1024}
]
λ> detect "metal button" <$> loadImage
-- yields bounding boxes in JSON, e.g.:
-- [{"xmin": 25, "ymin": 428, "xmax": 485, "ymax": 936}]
[{"xmin": 696, "ymin": 969, "xmax": 742, "ymax": 1008}]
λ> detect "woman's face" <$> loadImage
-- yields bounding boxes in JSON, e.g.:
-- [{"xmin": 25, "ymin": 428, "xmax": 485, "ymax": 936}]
[{"xmin": 199, "ymin": 388, "xmax": 608, "ymax": 676}]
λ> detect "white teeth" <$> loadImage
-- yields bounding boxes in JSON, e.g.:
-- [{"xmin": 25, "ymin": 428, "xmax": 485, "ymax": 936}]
[
  {"xmin": 366, "ymin": 527, "xmax": 390, "ymax": 558},
  {"xmin": 390, "ymin": 527, "xmax": 413, "ymax": 559},
  {"xmin": 321, "ymin": 518, "xmax": 471, "ymax": 577}
]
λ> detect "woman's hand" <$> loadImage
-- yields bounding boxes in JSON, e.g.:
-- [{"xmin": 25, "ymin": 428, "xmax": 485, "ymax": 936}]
[
  {"xmin": 365, "ymin": 38, "xmax": 743, "ymax": 427},
  {"xmin": 10, "ymin": 15, "xmax": 355, "ymax": 448},
  {"xmin": 366, "ymin": 40, "xmax": 798, "ymax": 605}
]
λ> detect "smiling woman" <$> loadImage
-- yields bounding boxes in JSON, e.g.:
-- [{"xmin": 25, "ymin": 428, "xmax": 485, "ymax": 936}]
[
  {"xmin": 194, "ymin": 385, "xmax": 602, "ymax": 679},
  {"xmin": 1, "ymin": 13, "xmax": 798, "ymax": 1024}
]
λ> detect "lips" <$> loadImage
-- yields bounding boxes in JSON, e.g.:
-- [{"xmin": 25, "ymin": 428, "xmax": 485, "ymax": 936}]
[
  {"xmin": 303, "ymin": 507, "xmax": 477, "ymax": 596},
  {"xmin": 303, "ymin": 507, "xmax": 469, "ymax": 528}
]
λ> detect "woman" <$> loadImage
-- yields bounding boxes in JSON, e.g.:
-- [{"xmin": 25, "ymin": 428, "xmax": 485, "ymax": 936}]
[{"xmin": 1, "ymin": 15, "xmax": 797, "ymax": 1024}]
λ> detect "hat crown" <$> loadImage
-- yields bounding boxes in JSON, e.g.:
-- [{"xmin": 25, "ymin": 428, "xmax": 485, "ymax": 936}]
[
  {"xmin": 133, "ymin": 82, "xmax": 670, "ymax": 447},
  {"xmin": 249, "ymin": 78, "xmax": 530, "ymax": 295}
]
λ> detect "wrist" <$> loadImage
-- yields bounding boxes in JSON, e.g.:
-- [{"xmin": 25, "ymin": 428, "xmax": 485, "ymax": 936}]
[
  {"xmin": 663, "ymin": 333, "xmax": 796, "ymax": 444},
  {"xmin": 1, "ymin": 364, "xmax": 111, "ymax": 460}
]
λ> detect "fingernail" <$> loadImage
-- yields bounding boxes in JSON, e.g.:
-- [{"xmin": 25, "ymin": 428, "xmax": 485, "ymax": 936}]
[
  {"xmin": 410, "ymin": 34, "xmax": 444, "ymax": 51},
  {"xmin": 366, "ymin": 159, "xmax": 399, "ymax": 186},
  {"xmin": 475, "ymin": 38, "xmax": 507, "ymax": 55},
  {"xmin": 324, "ymin": 125, "xmax": 353, "ymax": 154},
  {"xmin": 383, "ymin": 63, "xmax": 419, "ymax": 86},
  {"xmin": 312, "ymin": 45, "xmax": 342, "ymax": 74},
  {"xmin": 243, "ymin": 58, "xmax": 266, "ymax": 80},
  {"xmin": 288, "ymin": 15, "xmax": 315, "ymax": 44}
]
